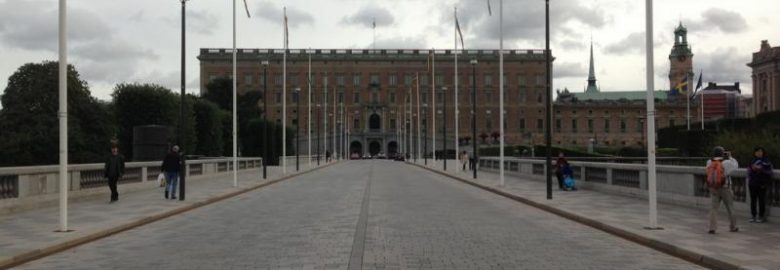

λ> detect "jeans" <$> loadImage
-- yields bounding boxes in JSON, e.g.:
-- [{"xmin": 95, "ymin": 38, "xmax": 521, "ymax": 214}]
[
  {"xmin": 166, "ymin": 171, "xmax": 179, "ymax": 197},
  {"xmin": 709, "ymin": 187, "xmax": 737, "ymax": 231},
  {"xmin": 749, "ymin": 185, "xmax": 767, "ymax": 219},
  {"xmin": 107, "ymin": 177, "xmax": 119, "ymax": 201}
]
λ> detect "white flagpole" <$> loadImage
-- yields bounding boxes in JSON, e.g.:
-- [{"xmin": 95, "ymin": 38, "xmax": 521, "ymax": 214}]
[
  {"xmin": 687, "ymin": 75, "xmax": 691, "ymax": 130},
  {"xmin": 333, "ymin": 87, "xmax": 336, "ymax": 160},
  {"xmin": 308, "ymin": 49, "xmax": 312, "ymax": 167},
  {"xmin": 324, "ymin": 74, "xmax": 328, "ymax": 162},
  {"xmin": 645, "ymin": 0, "xmax": 659, "ymax": 229},
  {"xmin": 454, "ymin": 7, "xmax": 460, "ymax": 172},
  {"xmin": 232, "ymin": 0, "xmax": 238, "ymax": 187},
  {"xmin": 416, "ymin": 73, "xmax": 421, "ymax": 162},
  {"xmin": 701, "ymin": 90, "xmax": 705, "ymax": 130},
  {"xmin": 432, "ymin": 50, "xmax": 437, "ymax": 163},
  {"xmin": 282, "ymin": 7, "xmax": 287, "ymax": 173},
  {"xmin": 499, "ymin": 0, "xmax": 505, "ymax": 186},
  {"xmin": 58, "ymin": 0, "xmax": 69, "ymax": 232}
]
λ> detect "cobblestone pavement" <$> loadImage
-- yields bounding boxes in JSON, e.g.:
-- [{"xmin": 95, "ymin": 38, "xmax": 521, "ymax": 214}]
[{"xmin": 15, "ymin": 161, "xmax": 703, "ymax": 269}]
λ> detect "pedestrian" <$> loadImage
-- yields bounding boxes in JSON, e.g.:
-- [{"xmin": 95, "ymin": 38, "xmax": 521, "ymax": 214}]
[
  {"xmin": 161, "ymin": 145, "xmax": 182, "ymax": 200},
  {"xmin": 468, "ymin": 151, "xmax": 475, "ymax": 171},
  {"xmin": 555, "ymin": 152, "xmax": 567, "ymax": 190},
  {"xmin": 103, "ymin": 142, "xmax": 125, "ymax": 203},
  {"xmin": 559, "ymin": 158, "xmax": 577, "ymax": 191},
  {"xmin": 461, "ymin": 151, "xmax": 468, "ymax": 171},
  {"xmin": 748, "ymin": 146, "xmax": 773, "ymax": 223},
  {"xmin": 326, "ymin": 150, "xmax": 331, "ymax": 162},
  {"xmin": 706, "ymin": 146, "xmax": 739, "ymax": 234}
]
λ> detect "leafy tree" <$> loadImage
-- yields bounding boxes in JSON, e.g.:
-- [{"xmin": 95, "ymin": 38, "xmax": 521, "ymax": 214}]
[
  {"xmin": 0, "ymin": 61, "xmax": 115, "ymax": 166},
  {"xmin": 202, "ymin": 77, "xmax": 233, "ymax": 111},
  {"xmin": 111, "ymin": 83, "xmax": 195, "ymax": 159},
  {"xmin": 193, "ymin": 99, "xmax": 223, "ymax": 156}
]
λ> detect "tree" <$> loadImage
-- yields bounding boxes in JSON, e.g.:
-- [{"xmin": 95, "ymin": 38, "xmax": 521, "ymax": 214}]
[
  {"xmin": 112, "ymin": 83, "xmax": 195, "ymax": 159},
  {"xmin": 0, "ymin": 61, "xmax": 115, "ymax": 166},
  {"xmin": 202, "ymin": 77, "xmax": 233, "ymax": 111},
  {"xmin": 193, "ymin": 99, "xmax": 223, "ymax": 156}
]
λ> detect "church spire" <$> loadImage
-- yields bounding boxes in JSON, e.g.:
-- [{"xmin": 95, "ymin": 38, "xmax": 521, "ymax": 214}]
[{"xmin": 586, "ymin": 38, "xmax": 599, "ymax": 93}]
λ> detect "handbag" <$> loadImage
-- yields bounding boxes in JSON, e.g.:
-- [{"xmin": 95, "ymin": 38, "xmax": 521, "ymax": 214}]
[
  {"xmin": 564, "ymin": 175, "xmax": 575, "ymax": 189},
  {"xmin": 157, "ymin": 173, "xmax": 166, "ymax": 187}
]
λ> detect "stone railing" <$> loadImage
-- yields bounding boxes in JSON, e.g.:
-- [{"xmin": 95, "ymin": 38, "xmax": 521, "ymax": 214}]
[
  {"xmin": 478, "ymin": 157, "xmax": 780, "ymax": 213},
  {"xmin": 0, "ymin": 157, "xmax": 262, "ymax": 202}
]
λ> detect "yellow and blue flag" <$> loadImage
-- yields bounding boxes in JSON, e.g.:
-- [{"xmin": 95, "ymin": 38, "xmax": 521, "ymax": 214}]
[{"xmin": 673, "ymin": 75, "xmax": 689, "ymax": 96}]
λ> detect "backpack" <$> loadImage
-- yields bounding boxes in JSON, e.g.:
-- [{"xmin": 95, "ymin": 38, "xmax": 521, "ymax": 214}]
[{"xmin": 706, "ymin": 159, "xmax": 726, "ymax": 189}]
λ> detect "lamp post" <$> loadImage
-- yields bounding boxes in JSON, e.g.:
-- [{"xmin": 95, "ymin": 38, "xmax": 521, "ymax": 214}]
[
  {"xmin": 471, "ymin": 58, "xmax": 478, "ymax": 179},
  {"xmin": 545, "ymin": 0, "xmax": 553, "ymax": 200},
  {"xmin": 178, "ymin": 0, "xmax": 188, "ymax": 201},
  {"xmin": 424, "ymin": 104, "xmax": 428, "ymax": 165},
  {"xmin": 295, "ymin": 87, "xmax": 301, "ymax": 171},
  {"xmin": 317, "ymin": 103, "xmax": 321, "ymax": 165},
  {"xmin": 262, "ymin": 60, "xmax": 269, "ymax": 179},
  {"xmin": 442, "ymin": 86, "xmax": 448, "ymax": 171}
]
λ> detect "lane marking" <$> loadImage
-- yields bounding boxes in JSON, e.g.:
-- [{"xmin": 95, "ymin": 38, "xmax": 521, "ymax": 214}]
[{"xmin": 348, "ymin": 162, "xmax": 372, "ymax": 270}]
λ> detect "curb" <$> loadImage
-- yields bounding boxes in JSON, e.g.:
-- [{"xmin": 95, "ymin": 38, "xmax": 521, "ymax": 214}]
[
  {"xmin": 408, "ymin": 162, "xmax": 744, "ymax": 270},
  {"xmin": 1, "ymin": 162, "xmax": 339, "ymax": 269}
]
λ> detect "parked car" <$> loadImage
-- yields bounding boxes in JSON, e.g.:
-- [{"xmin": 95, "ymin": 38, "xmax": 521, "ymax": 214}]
[
  {"xmin": 350, "ymin": 153, "xmax": 360, "ymax": 160},
  {"xmin": 377, "ymin": 152, "xmax": 387, "ymax": 159}
]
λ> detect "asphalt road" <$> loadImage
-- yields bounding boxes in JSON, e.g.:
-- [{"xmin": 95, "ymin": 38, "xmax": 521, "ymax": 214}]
[{"xmin": 15, "ymin": 160, "xmax": 703, "ymax": 270}]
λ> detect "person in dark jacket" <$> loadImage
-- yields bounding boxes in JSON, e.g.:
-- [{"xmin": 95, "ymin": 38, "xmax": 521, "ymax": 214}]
[
  {"xmin": 555, "ymin": 152, "xmax": 567, "ymax": 190},
  {"xmin": 104, "ymin": 144, "xmax": 125, "ymax": 203},
  {"xmin": 748, "ymin": 147, "xmax": 773, "ymax": 223},
  {"xmin": 161, "ymin": 145, "xmax": 182, "ymax": 200}
]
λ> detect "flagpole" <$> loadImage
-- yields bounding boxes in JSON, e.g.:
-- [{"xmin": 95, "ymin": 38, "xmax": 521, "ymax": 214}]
[
  {"xmin": 416, "ymin": 73, "xmax": 421, "ymax": 163},
  {"xmin": 58, "ymin": 0, "xmax": 69, "ymax": 232},
  {"xmin": 499, "ymin": 0, "xmax": 505, "ymax": 187},
  {"xmin": 687, "ymin": 75, "xmax": 691, "ymax": 131},
  {"xmin": 701, "ymin": 90, "xmax": 705, "ymax": 130},
  {"xmin": 454, "ymin": 7, "xmax": 460, "ymax": 172},
  {"xmin": 644, "ymin": 0, "xmax": 660, "ymax": 229},
  {"xmin": 323, "ymin": 73, "xmax": 328, "ymax": 162},
  {"xmin": 432, "ymin": 50, "xmax": 437, "ymax": 163},
  {"xmin": 232, "ymin": 0, "xmax": 238, "ymax": 187},
  {"xmin": 282, "ymin": 7, "xmax": 287, "ymax": 174},
  {"xmin": 308, "ymin": 49, "xmax": 312, "ymax": 168}
]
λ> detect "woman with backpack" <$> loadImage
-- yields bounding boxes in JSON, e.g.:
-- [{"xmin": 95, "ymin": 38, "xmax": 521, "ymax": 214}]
[
  {"xmin": 748, "ymin": 147, "xmax": 773, "ymax": 223},
  {"xmin": 706, "ymin": 146, "xmax": 739, "ymax": 234}
]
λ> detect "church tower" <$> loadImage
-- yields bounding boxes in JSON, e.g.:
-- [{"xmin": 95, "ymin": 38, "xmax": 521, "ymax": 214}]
[
  {"xmin": 585, "ymin": 39, "xmax": 599, "ymax": 93},
  {"xmin": 669, "ymin": 22, "xmax": 694, "ymax": 91}
]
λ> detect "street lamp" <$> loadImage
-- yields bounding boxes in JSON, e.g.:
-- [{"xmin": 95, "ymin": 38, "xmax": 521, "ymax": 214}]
[
  {"xmin": 262, "ymin": 60, "xmax": 269, "ymax": 179},
  {"xmin": 423, "ymin": 104, "xmax": 428, "ymax": 165},
  {"xmin": 545, "ymin": 0, "xmax": 553, "ymax": 199},
  {"xmin": 442, "ymin": 86, "xmax": 448, "ymax": 171},
  {"xmin": 316, "ymin": 103, "xmax": 321, "ymax": 165},
  {"xmin": 295, "ymin": 87, "xmax": 301, "ymax": 171},
  {"xmin": 178, "ymin": 0, "xmax": 189, "ymax": 201},
  {"xmin": 470, "ymin": 58, "xmax": 478, "ymax": 179}
]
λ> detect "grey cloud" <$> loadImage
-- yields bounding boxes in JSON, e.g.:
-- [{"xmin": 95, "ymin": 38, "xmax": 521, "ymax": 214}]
[
  {"xmin": 696, "ymin": 47, "xmax": 751, "ymax": 85},
  {"xmin": 687, "ymin": 8, "xmax": 748, "ymax": 34},
  {"xmin": 559, "ymin": 39, "xmax": 586, "ymax": 51},
  {"xmin": 603, "ymin": 32, "xmax": 667, "ymax": 55},
  {"xmin": 340, "ymin": 6, "xmax": 395, "ymax": 28},
  {"xmin": 254, "ymin": 1, "xmax": 314, "ymax": 27},
  {"xmin": 452, "ymin": 0, "xmax": 607, "ymax": 45},
  {"xmin": 354, "ymin": 36, "xmax": 427, "ymax": 50},
  {"xmin": 554, "ymin": 62, "xmax": 587, "ymax": 79},
  {"xmin": 0, "ymin": 0, "xmax": 109, "ymax": 52},
  {"xmin": 162, "ymin": 9, "xmax": 220, "ymax": 35},
  {"xmin": 72, "ymin": 40, "xmax": 158, "ymax": 62}
]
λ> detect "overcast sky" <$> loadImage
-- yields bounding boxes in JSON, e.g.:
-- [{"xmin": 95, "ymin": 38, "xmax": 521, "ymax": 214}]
[{"xmin": 0, "ymin": 0, "xmax": 776, "ymax": 102}]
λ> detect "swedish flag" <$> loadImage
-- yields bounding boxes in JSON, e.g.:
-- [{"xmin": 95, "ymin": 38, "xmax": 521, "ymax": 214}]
[{"xmin": 673, "ymin": 75, "xmax": 689, "ymax": 96}]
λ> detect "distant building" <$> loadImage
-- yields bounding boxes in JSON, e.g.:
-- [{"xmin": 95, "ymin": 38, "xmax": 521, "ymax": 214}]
[
  {"xmin": 747, "ymin": 40, "xmax": 780, "ymax": 115},
  {"xmin": 198, "ymin": 48, "xmax": 551, "ymax": 156},
  {"xmin": 693, "ymin": 82, "xmax": 747, "ymax": 121},
  {"xmin": 554, "ymin": 25, "xmax": 694, "ymax": 148}
]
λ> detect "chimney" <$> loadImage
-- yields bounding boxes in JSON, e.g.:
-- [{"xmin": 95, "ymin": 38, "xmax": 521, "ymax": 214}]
[{"xmin": 761, "ymin": 40, "xmax": 770, "ymax": 50}]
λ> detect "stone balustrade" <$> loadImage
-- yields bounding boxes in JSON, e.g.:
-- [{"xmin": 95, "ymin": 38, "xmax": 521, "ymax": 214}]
[
  {"xmin": 0, "ymin": 157, "xmax": 261, "ymax": 213},
  {"xmin": 478, "ymin": 157, "xmax": 780, "ymax": 214}
]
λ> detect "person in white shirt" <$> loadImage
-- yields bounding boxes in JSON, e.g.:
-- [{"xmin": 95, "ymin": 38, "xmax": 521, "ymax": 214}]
[{"xmin": 705, "ymin": 146, "xmax": 739, "ymax": 234}]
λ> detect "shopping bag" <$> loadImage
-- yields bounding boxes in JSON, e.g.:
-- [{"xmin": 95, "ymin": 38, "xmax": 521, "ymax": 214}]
[
  {"xmin": 157, "ymin": 173, "xmax": 166, "ymax": 187},
  {"xmin": 564, "ymin": 176, "xmax": 575, "ymax": 189}
]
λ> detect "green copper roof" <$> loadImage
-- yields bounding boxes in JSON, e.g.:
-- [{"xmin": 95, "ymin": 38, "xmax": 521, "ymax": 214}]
[{"xmin": 571, "ymin": 90, "xmax": 670, "ymax": 101}]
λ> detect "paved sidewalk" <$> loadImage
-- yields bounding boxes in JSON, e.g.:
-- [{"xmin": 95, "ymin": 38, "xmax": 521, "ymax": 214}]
[
  {"xmin": 0, "ymin": 162, "xmax": 329, "ymax": 268},
  {"xmin": 412, "ymin": 160, "xmax": 780, "ymax": 270}
]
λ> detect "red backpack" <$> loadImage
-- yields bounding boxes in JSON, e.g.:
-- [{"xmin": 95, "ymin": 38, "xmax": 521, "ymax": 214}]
[{"xmin": 706, "ymin": 159, "xmax": 726, "ymax": 189}]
